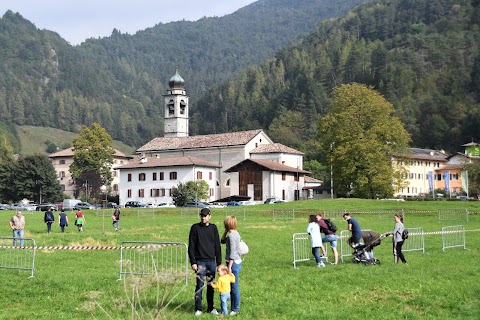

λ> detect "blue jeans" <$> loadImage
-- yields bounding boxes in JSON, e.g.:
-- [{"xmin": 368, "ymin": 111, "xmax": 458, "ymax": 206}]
[
  {"xmin": 194, "ymin": 260, "xmax": 216, "ymax": 312},
  {"xmin": 231, "ymin": 261, "xmax": 242, "ymax": 312},
  {"xmin": 13, "ymin": 229, "xmax": 24, "ymax": 246},
  {"xmin": 220, "ymin": 292, "xmax": 230, "ymax": 315},
  {"xmin": 322, "ymin": 234, "xmax": 338, "ymax": 248},
  {"xmin": 312, "ymin": 247, "xmax": 322, "ymax": 264}
]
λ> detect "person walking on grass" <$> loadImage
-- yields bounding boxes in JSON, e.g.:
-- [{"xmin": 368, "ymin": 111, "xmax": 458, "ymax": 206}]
[
  {"xmin": 58, "ymin": 209, "xmax": 69, "ymax": 233},
  {"xmin": 221, "ymin": 215, "xmax": 243, "ymax": 316},
  {"xmin": 75, "ymin": 209, "xmax": 85, "ymax": 232},
  {"xmin": 188, "ymin": 208, "xmax": 222, "ymax": 316},
  {"xmin": 343, "ymin": 212, "xmax": 362, "ymax": 250},
  {"xmin": 112, "ymin": 208, "xmax": 120, "ymax": 231},
  {"xmin": 44, "ymin": 207, "xmax": 55, "ymax": 233},
  {"xmin": 9, "ymin": 211, "xmax": 25, "ymax": 246},
  {"xmin": 385, "ymin": 214, "xmax": 407, "ymax": 264},
  {"xmin": 307, "ymin": 215, "xmax": 326, "ymax": 267},
  {"xmin": 316, "ymin": 214, "xmax": 339, "ymax": 265},
  {"xmin": 211, "ymin": 264, "xmax": 235, "ymax": 317}
]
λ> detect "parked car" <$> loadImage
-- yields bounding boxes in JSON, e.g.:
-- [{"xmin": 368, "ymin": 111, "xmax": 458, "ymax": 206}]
[
  {"xmin": 264, "ymin": 198, "xmax": 278, "ymax": 204},
  {"xmin": 158, "ymin": 202, "xmax": 176, "ymax": 208},
  {"xmin": 63, "ymin": 199, "xmax": 82, "ymax": 210},
  {"xmin": 74, "ymin": 202, "xmax": 96, "ymax": 210},
  {"xmin": 0, "ymin": 204, "xmax": 8, "ymax": 210},
  {"xmin": 145, "ymin": 203, "xmax": 157, "ymax": 208},
  {"xmin": 227, "ymin": 201, "xmax": 242, "ymax": 206},
  {"xmin": 208, "ymin": 202, "xmax": 226, "ymax": 208},
  {"xmin": 183, "ymin": 202, "xmax": 209, "ymax": 208},
  {"xmin": 125, "ymin": 201, "xmax": 146, "ymax": 208},
  {"xmin": 36, "ymin": 203, "xmax": 58, "ymax": 211},
  {"xmin": 106, "ymin": 202, "xmax": 118, "ymax": 208}
]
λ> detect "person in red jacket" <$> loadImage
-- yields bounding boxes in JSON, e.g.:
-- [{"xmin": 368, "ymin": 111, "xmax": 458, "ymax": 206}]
[{"xmin": 316, "ymin": 213, "xmax": 339, "ymax": 265}]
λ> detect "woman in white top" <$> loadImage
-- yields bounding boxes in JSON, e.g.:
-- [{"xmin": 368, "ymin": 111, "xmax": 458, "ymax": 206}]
[
  {"xmin": 221, "ymin": 216, "xmax": 242, "ymax": 316},
  {"xmin": 306, "ymin": 215, "xmax": 326, "ymax": 267}
]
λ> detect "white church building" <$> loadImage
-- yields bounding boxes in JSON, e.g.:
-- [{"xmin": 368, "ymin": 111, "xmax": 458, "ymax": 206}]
[{"xmin": 117, "ymin": 70, "xmax": 308, "ymax": 206}]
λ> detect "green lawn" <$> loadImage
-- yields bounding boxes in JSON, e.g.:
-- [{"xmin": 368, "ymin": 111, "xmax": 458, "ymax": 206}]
[{"xmin": 0, "ymin": 199, "xmax": 479, "ymax": 319}]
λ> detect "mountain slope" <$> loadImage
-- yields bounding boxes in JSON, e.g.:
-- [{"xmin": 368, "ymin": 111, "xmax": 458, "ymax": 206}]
[
  {"xmin": 193, "ymin": 0, "xmax": 480, "ymax": 154},
  {"xmin": 0, "ymin": 0, "xmax": 370, "ymax": 150}
]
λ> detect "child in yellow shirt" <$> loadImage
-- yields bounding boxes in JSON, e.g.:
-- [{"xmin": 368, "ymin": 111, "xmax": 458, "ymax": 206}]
[{"xmin": 211, "ymin": 264, "xmax": 236, "ymax": 316}]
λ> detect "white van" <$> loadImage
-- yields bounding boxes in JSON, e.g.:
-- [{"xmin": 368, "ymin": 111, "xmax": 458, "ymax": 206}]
[{"xmin": 63, "ymin": 199, "xmax": 81, "ymax": 210}]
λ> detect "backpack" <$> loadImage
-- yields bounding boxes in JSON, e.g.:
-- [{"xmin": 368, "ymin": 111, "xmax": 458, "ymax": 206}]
[
  {"xmin": 324, "ymin": 219, "xmax": 337, "ymax": 232},
  {"xmin": 402, "ymin": 228, "xmax": 409, "ymax": 240},
  {"xmin": 238, "ymin": 240, "xmax": 249, "ymax": 256}
]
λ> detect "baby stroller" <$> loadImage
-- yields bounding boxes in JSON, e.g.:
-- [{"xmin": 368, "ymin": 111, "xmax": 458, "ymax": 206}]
[{"xmin": 352, "ymin": 231, "xmax": 385, "ymax": 265}]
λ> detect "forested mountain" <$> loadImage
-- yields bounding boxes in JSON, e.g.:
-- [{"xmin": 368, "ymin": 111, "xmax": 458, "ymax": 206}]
[
  {"xmin": 194, "ymin": 0, "xmax": 480, "ymax": 157},
  {"xmin": 0, "ymin": 0, "xmax": 370, "ymax": 151}
]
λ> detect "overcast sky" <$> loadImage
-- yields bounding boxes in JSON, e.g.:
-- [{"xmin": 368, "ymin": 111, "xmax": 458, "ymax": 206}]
[{"xmin": 0, "ymin": 0, "xmax": 257, "ymax": 45}]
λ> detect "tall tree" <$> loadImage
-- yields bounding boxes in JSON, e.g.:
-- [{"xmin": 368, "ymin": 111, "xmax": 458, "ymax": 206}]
[
  {"xmin": 13, "ymin": 155, "xmax": 63, "ymax": 203},
  {"xmin": 0, "ymin": 134, "xmax": 15, "ymax": 202},
  {"xmin": 70, "ymin": 123, "xmax": 114, "ymax": 201},
  {"xmin": 318, "ymin": 83, "xmax": 410, "ymax": 198}
]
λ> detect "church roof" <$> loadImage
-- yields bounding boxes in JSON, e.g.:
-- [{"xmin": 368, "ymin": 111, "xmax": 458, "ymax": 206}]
[
  {"xmin": 250, "ymin": 143, "xmax": 304, "ymax": 155},
  {"xmin": 225, "ymin": 158, "xmax": 309, "ymax": 174},
  {"xmin": 395, "ymin": 148, "xmax": 448, "ymax": 161},
  {"xmin": 117, "ymin": 156, "xmax": 221, "ymax": 170},
  {"xmin": 49, "ymin": 147, "xmax": 133, "ymax": 159},
  {"xmin": 137, "ymin": 129, "xmax": 265, "ymax": 152},
  {"xmin": 304, "ymin": 176, "xmax": 323, "ymax": 183}
]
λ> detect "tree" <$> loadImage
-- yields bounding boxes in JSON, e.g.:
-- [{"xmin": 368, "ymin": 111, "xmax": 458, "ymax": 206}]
[
  {"xmin": 13, "ymin": 155, "xmax": 63, "ymax": 203},
  {"xmin": 0, "ymin": 134, "xmax": 15, "ymax": 202},
  {"xmin": 171, "ymin": 180, "xmax": 210, "ymax": 207},
  {"xmin": 318, "ymin": 83, "xmax": 410, "ymax": 198},
  {"xmin": 70, "ymin": 123, "xmax": 114, "ymax": 201},
  {"xmin": 463, "ymin": 159, "xmax": 480, "ymax": 196}
]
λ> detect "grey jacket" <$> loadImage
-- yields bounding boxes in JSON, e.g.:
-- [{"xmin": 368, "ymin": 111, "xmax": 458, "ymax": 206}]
[{"xmin": 393, "ymin": 222, "xmax": 404, "ymax": 243}]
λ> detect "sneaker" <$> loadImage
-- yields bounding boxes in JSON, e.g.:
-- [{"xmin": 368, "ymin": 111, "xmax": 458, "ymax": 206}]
[
  {"xmin": 194, "ymin": 310, "xmax": 202, "ymax": 316},
  {"xmin": 229, "ymin": 311, "xmax": 237, "ymax": 316},
  {"xmin": 317, "ymin": 263, "xmax": 326, "ymax": 268},
  {"xmin": 210, "ymin": 309, "xmax": 219, "ymax": 315}
]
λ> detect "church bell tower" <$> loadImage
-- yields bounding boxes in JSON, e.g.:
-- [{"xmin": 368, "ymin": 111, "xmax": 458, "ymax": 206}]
[{"xmin": 164, "ymin": 69, "xmax": 189, "ymax": 137}]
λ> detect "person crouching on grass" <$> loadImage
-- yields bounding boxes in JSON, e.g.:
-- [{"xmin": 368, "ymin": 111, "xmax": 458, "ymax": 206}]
[
  {"xmin": 307, "ymin": 215, "xmax": 326, "ymax": 267},
  {"xmin": 211, "ymin": 264, "xmax": 235, "ymax": 317}
]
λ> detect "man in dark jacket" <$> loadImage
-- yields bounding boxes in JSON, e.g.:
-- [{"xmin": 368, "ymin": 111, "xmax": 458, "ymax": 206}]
[
  {"xmin": 44, "ymin": 208, "xmax": 55, "ymax": 233},
  {"xmin": 188, "ymin": 208, "xmax": 221, "ymax": 316}
]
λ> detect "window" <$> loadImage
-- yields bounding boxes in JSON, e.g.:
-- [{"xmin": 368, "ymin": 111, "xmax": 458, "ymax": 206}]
[
  {"xmin": 209, "ymin": 172, "xmax": 213, "ymax": 180},
  {"xmin": 170, "ymin": 172, "xmax": 177, "ymax": 180},
  {"xmin": 60, "ymin": 185, "xmax": 65, "ymax": 191},
  {"xmin": 153, "ymin": 172, "xmax": 157, "ymax": 181},
  {"xmin": 210, "ymin": 188, "xmax": 214, "ymax": 196},
  {"xmin": 113, "ymin": 184, "xmax": 118, "ymax": 191},
  {"xmin": 139, "ymin": 173, "xmax": 146, "ymax": 181},
  {"xmin": 294, "ymin": 174, "xmax": 299, "ymax": 182},
  {"xmin": 127, "ymin": 189, "xmax": 132, "ymax": 197},
  {"xmin": 161, "ymin": 189, "xmax": 166, "ymax": 196},
  {"xmin": 59, "ymin": 171, "xmax": 65, "ymax": 178},
  {"xmin": 128, "ymin": 173, "xmax": 132, "ymax": 182},
  {"xmin": 226, "ymin": 179, "xmax": 230, "ymax": 186},
  {"xmin": 180, "ymin": 100, "xmax": 186, "ymax": 114},
  {"xmin": 151, "ymin": 189, "xmax": 160, "ymax": 197},
  {"xmin": 436, "ymin": 174, "xmax": 442, "ymax": 181},
  {"xmin": 59, "ymin": 160, "xmax": 66, "ymax": 165},
  {"xmin": 160, "ymin": 172, "xmax": 164, "ymax": 180},
  {"xmin": 138, "ymin": 189, "xmax": 145, "ymax": 197},
  {"xmin": 112, "ymin": 171, "xmax": 117, "ymax": 177},
  {"xmin": 282, "ymin": 172, "xmax": 286, "ymax": 181},
  {"xmin": 197, "ymin": 171, "xmax": 203, "ymax": 180}
]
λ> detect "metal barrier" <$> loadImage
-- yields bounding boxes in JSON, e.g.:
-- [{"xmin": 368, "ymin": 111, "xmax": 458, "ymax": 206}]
[
  {"xmin": 339, "ymin": 229, "xmax": 373, "ymax": 263},
  {"xmin": 119, "ymin": 241, "xmax": 188, "ymax": 282},
  {"xmin": 273, "ymin": 209, "xmax": 294, "ymax": 221},
  {"xmin": 292, "ymin": 233, "xmax": 328, "ymax": 269},
  {"xmin": 442, "ymin": 225, "xmax": 467, "ymax": 251},
  {"xmin": 438, "ymin": 209, "xmax": 468, "ymax": 223},
  {"xmin": 225, "ymin": 208, "xmax": 246, "ymax": 220},
  {"xmin": 402, "ymin": 227, "xmax": 425, "ymax": 254},
  {"xmin": 0, "ymin": 237, "xmax": 36, "ymax": 278}
]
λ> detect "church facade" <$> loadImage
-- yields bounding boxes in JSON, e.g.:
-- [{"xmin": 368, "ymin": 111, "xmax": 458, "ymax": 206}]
[{"xmin": 119, "ymin": 70, "xmax": 308, "ymax": 204}]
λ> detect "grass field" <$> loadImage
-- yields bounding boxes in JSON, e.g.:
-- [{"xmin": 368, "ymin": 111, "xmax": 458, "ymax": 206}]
[{"xmin": 0, "ymin": 199, "xmax": 479, "ymax": 319}]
